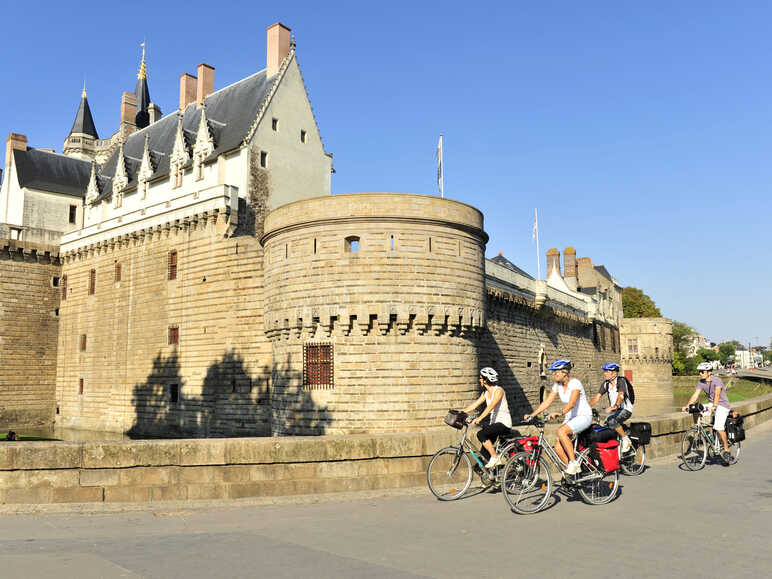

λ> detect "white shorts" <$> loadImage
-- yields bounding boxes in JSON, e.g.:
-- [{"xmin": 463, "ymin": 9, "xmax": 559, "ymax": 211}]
[
  {"xmin": 713, "ymin": 405, "xmax": 730, "ymax": 431},
  {"xmin": 563, "ymin": 414, "xmax": 592, "ymax": 435}
]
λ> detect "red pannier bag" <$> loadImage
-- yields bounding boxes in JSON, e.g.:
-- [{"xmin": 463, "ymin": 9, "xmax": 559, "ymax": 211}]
[
  {"xmin": 592, "ymin": 440, "xmax": 620, "ymax": 473},
  {"xmin": 517, "ymin": 436, "xmax": 539, "ymax": 453}
]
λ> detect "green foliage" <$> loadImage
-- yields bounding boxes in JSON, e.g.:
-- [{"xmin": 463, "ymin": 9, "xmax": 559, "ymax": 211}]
[
  {"xmin": 696, "ymin": 348, "xmax": 719, "ymax": 362},
  {"xmin": 718, "ymin": 342, "xmax": 736, "ymax": 366},
  {"xmin": 672, "ymin": 321, "xmax": 696, "ymax": 358},
  {"xmin": 622, "ymin": 287, "xmax": 662, "ymax": 318},
  {"xmin": 672, "ymin": 351, "xmax": 699, "ymax": 376}
]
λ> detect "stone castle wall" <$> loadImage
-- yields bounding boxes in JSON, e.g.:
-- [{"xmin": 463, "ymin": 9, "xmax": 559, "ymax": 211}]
[
  {"xmin": 55, "ymin": 214, "xmax": 272, "ymax": 437},
  {"xmin": 261, "ymin": 194, "xmax": 487, "ymax": 435},
  {"xmin": 0, "ymin": 237, "xmax": 61, "ymax": 430},
  {"xmin": 620, "ymin": 317, "xmax": 673, "ymax": 402},
  {"xmin": 482, "ymin": 286, "xmax": 620, "ymax": 417}
]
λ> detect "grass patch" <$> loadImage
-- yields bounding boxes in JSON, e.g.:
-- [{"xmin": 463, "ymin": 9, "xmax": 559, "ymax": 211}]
[{"xmin": 672, "ymin": 375, "xmax": 772, "ymax": 406}]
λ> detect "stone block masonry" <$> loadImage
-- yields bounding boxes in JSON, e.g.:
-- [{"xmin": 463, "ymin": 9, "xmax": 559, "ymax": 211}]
[
  {"xmin": 1, "ymin": 393, "xmax": 770, "ymax": 505},
  {"xmin": 0, "ymin": 237, "xmax": 61, "ymax": 431}
]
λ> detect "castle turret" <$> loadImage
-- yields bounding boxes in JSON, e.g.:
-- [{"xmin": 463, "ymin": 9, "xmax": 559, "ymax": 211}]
[
  {"xmin": 63, "ymin": 84, "xmax": 99, "ymax": 160},
  {"xmin": 135, "ymin": 43, "xmax": 151, "ymax": 129}
]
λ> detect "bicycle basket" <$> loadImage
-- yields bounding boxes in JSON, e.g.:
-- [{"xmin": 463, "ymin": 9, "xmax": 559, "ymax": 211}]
[{"xmin": 444, "ymin": 410, "xmax": 468, "ymax": 429}]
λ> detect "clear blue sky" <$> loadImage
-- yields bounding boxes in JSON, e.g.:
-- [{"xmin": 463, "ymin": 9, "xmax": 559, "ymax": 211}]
[{"xmin": 1, "ymin": 1, "xmax": 770, "ymax": 346}]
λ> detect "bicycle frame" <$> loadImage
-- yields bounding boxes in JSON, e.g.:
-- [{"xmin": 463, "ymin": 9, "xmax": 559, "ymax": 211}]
[
  {"xmin": 522, "ymin": 419, "xmax": 606, "ymax": 484},
  {"xmin": 692, "ymin": 413, "xmax": 723, "ymax": 455}
]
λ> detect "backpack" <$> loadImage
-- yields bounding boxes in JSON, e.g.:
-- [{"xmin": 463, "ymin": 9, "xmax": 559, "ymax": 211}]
[{"xmin": 622, "ymin": 376, "xmax": 635, "ymax": 405}]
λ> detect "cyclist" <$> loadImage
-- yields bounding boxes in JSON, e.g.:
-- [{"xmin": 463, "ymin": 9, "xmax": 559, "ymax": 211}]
[
  {"xmin": 462, "ymin": 367, "xmax": 512, "ymax": 469},
  {"xmin": 682, "ymin": 362, "xmax": 732, "ymax": 463},
  {"xmin": 588, "ymin": 362, "xmax": 634, "ymax": 453},
  {"xmin": 524, "ymin": 359, "xmax": 592, "ymax": 475}
]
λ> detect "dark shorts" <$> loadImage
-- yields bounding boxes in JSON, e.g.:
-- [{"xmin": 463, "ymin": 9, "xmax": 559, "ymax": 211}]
[{"xmin": 605, "ymin": 408, "xmax": 632, "ymax": 430}]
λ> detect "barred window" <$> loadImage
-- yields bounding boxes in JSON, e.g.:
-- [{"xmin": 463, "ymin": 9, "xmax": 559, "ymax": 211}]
[
  {"xmin": 61, "ymin": 275, "xmax": 67, "ymax": 300},
  {"xmin": 303, "ymin": 343, "xmax": 333, "ymax": 390},
  {"xmin": 168, "ymin": 325, "xmax": 179, "ymax": 346},
  {"xmin": 114, "ymin": 262, "xmax": 121, "ymax": 283},
  {"xmin": 88, "ymin": 269, "xmax": 96, "ymax": 295},
  {"xmin": 168, "ymin": 250, "xmax": 177, "ymax": 281}
]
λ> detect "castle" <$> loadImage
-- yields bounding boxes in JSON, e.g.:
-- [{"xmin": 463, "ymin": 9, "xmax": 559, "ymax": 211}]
[{"xmin": 0, "ymin": 23, "xmax": 662, "ymax": 437}]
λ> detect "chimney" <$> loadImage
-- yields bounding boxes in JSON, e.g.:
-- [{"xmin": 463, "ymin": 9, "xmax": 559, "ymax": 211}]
[
  {"xmin": 180, "ymin": 73, "xmax": 197, "ymax": 110},
  {"xmin": 196, "ymin": 64, "xmax": 215, "ymax": 107},
  {"xmin": 577, "ymin": 256, "xmax": 594, "ymax": 288},
  {"xmin": 148, "ymin": 103, "xmax": 162, "ymax": 124},
  {"xmin": 5, "ymin": 133, "xmax": 27, "ymax": 171},
  {"xmin": 120, "ymin": 92, "xmax": 137, "ymax": 136},
  {"xmin": 563, "ymin": 246, "xmax": 577, "ymax": 290},
  {"xmin": 546, "ymin": 248, "xmax": 561, "ymax": 277},
  {"xmin": 266, "ymin": 22, "xmax": 291, "ymax": 78}
]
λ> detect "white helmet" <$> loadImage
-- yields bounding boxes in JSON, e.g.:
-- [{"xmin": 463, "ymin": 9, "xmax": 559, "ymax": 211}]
[
  {"xmin": 479, "ymin": 367, "xmax": 499, "ymax": 383},
  {"xmin": 697, "ymin": 362, "xmax": 713, "ymax": 372}
]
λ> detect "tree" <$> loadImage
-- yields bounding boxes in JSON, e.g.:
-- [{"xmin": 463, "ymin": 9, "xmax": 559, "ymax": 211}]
[
  {"xmin": 717, "ymin": 342, "xmax": 735, "ymax": 366},
  {"xmin": 696, "ymin": 348, "xmax": 719, "ymax": 363},
  {"xmin": 622, "ymin": 287, "xmax": 662, "ymax": 318},
  {"xmin": 672, "ymin": 321, "xmax": 696, "ymax": 358}
]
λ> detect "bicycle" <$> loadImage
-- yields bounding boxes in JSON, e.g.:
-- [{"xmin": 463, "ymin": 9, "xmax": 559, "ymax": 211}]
[
  {"xmin": 681, "ymin": 403, "xmax": 741, "ymax": 470},
  {"xmin": 500, "ymin": 414, "xmax": 620, "ymax": 514},
  {"xmin": 426, "ymin": 411, "xmax": 526, "ymax": 500},
  {"xmin": 618, "ymin": 423, "xmax": 647, "ymax": 476}
]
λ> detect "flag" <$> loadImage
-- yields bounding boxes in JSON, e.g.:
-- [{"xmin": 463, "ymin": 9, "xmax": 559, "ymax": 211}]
[{"xmin": 436, "ymin": 134, "xmax": 444, "ymax": 197}]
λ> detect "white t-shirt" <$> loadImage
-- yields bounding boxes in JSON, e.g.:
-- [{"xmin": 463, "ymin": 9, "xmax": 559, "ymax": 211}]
[
  {"xmin": 552, "ymin": 378, "xmax": 592, "ymax": 422},
  {"xmin": 485, "ymin": 386, "xmax": 512, "ymax": 428}
]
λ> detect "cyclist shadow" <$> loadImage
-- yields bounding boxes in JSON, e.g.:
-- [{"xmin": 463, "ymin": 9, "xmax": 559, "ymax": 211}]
[{"xmin": 557, "ymin": 481, "xmax": 625, "ymax": 505}]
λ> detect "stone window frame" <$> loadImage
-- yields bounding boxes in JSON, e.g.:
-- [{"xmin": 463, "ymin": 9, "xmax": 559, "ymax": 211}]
[
  {"xmin": 627, "ymin": 338, "xmax": 639, "ymax": 356},
  {"xmin": 88, "ymin": 269, "xmax": 96, "ymax": 295},
  {"xmin": 114, "ymin": 261, "xmax": 121, "ymax": 283},
  {"xmin": 303, "ymin": 342, "xmax": 334, "ymax": 390},
  {"xmin": 78, "ymin": 378, "xmax": 84, "ymax": 395},
  {"xmin": 68, "ymin": 204, "xmax": 77, "ymax": 224},
  {"xmin": 80, "ymin": 334, "xmax": 87, "ymax": 352},
  {"xmin": 168, "ymin": 325, "xmax": 179, "ymax": 346},
  {"xmin": 344, "ymin": 236, "xmax": 360, "ymax": 254}
]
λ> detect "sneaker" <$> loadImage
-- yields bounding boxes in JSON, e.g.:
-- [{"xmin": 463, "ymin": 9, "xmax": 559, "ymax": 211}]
[
  {"xmin": 485, "ymin": 456, "xmax": 498, "ymax": 469},
  {"xmin": 621, "ymin": 437, "xmax": 632, "ymax": 453},
  {"xmin": 494, "ymin": 454, "xmax": 507, "ymax": 467},
  {"xmin": 565, "ymin": 460, "xmax": 581, "ymax": 475},
  {"xmin": 721, "ymin": 450, "xmax": 732, "ymax": 464}
]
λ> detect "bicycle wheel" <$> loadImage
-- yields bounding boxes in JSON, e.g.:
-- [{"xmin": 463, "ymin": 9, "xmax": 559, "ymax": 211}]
[
  {"xmin": 620, "ymin": 441, "xmax": 646, "ymax": 476},
  {"xmin": 681, "ymin": 427, "xmax": 707, "ymax": 471},
  {"xmin": 427, "ymin": 447, "xmax": 473, "ymax": 500},
  {"xmin": 501, "ymin": 451, "xmax": 552, "ymax": 514},
  {"xmin": 727, "ymin": 441, "xmax": 741, "ymax": 465},
  {"xmin": 576, "ymin": 450, "xmax": 619, "ymax": 505}
]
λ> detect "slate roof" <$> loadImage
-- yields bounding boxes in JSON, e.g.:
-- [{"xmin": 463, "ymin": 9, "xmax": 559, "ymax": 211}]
[
  {"xmin": 95, "ymin": 69, "xmax": 274, "ymax": 202},
  {"xmin": 69, "ymin": 96, "xmax": 99, "ymax": 139},
  {"xmin": 13, "ymin": 148, "xmax": 91, "ymax": 197},
  {"xmin": 489, "ymin": 254, "xmax": 535, "ymax": 280}
]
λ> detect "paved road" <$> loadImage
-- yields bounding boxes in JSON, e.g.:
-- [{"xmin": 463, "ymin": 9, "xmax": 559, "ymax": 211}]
[{"xmin": 1, "ymin": 422, "xmax": 771, "ymax": 579}]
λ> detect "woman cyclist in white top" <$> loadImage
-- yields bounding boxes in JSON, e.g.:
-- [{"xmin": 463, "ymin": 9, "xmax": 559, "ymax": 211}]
[
  {"xmin": 524, "ymin": 359, "xmax": 592, "ymax": 475},
  {"xmin": 462, "ymin": 367, "xmax": 512, "ymax": 469}
]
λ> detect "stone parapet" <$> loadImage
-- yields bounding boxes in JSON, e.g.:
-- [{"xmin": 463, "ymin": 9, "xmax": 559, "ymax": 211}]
[{"xmin": 1, "ymin": 392, "xmax": 770, "ymax": 505}]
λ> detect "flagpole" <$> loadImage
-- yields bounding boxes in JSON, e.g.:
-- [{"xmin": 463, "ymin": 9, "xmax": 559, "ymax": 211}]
[
  {"xmin": 437, "ymin": 134, "xmax": 444, "ymax": 198},
  {"xmin": 534, "ymin": 208, "xmax": 541, "ymax": 280}
]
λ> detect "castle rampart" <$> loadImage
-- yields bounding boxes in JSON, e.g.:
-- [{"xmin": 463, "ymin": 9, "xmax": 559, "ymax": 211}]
[{"xmin": 261, "ymin": 193, "xmax": 488, "ymax": 435}]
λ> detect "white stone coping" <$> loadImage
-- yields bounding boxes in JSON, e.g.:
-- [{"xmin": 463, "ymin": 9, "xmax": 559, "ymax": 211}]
[{"xmin": 61, "ymin": 184, "xmax": 239, "ymax": 253}]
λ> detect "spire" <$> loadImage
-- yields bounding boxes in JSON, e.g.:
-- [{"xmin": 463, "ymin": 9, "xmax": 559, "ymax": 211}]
[
  {"xmin": 69, "ymin": 86, "xmax": 99, "ymax": 139},
  {"xmin": 135, "ymin": 41, "xmax": 151, "ymax": 129}
]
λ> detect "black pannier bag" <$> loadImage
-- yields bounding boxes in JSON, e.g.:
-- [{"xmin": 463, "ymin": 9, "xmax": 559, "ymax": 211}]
[
  {"xmin": 629, "ymin": 422, "xmax": 652, "ymax": 445},
  {"xmin": 580, "ymin": 424, "xmax": 617, "ymax": 445},
  {"xmin": 726, "ymin": 414, "xmax": 745, "ymax": 443},
  {"xmin": 444, "ymin": 409, "xmax": 468, "ymax": 430}
]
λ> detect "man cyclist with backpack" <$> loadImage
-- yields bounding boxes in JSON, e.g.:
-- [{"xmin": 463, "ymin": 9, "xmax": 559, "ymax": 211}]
[
  {"xmin": 682, "ymin": 361, "xmax": 732, "ymax": 463},
  {"xmin": 588, "ymin": 362, "xmax": 634, "ymax": 453}
]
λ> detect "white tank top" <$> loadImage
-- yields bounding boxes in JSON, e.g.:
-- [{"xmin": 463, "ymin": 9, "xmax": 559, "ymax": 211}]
[{"xmin": 485, "ymin": 386, "xmax": 512, "ymax": 428}]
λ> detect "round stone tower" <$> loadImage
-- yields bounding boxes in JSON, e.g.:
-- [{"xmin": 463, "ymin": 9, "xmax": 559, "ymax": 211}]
[{"xmin": 261, "ymin": 193, "xmax": 488, "ymax": 435}]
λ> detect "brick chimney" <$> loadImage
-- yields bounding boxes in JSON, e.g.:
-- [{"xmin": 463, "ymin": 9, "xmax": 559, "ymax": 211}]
[
  {"xmin": 196, "ymin": 64, "xmax": 214, "ymax": 107},
  {"xmin": 180, "ymin": 73, "xmax": 197, "ymax": 110},
  {"xmin": 120, "ymin": 92, "xmax": 137, "ymax": 136},
  {"xmin": 563, "ymin": 246, "xmax": 577, "ymax": 291},
  {"xmin": 5, "ymin": 133, "xmax": 27, "ymax": 171},
  {"xmin": 266, "ymin": 22, "xmax": 291, "ymax": 78},
  {"xmin": 546, "ymin": 248, "xmax": 561, "ymax": 277},
  {"xmin": 577, "ymin": 256, "xmax": 594, "ymax": 288}
]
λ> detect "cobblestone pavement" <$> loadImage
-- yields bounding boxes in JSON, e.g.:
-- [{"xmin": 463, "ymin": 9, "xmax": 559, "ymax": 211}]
[{"xmin": 1, "ymin": 421, "xmax": 771, "ymax": 579}]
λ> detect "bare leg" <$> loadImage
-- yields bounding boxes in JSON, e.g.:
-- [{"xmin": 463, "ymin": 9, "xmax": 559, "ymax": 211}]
[
  {"xmin": 482, "ymin": 439, "xmax": 497, "ymax": 460},
  {"xmin": 718, "ymin": 429, "xmax": 729, "ymax": 452},
  {"xmin": 557, "ymin": 424, "xmax": 576, "ymax": 462},
  {"xmin": 554, "ymin": 439, "xmax": 568, "ymax": 464}
]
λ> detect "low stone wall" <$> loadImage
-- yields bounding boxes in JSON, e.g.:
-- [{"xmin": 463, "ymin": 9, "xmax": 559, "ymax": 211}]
[{"xmin": 2, "ymin": 393, "xmax": 771, "ymax": 505}]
